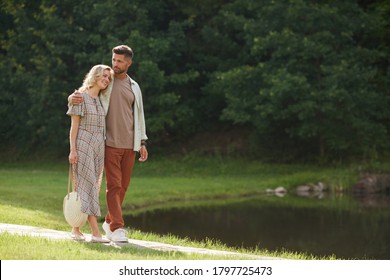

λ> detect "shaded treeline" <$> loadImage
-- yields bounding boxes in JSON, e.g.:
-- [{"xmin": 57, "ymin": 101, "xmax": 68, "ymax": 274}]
[{"xmin": 0, "ymin": 0, "xmax": 388, "ymax": 162}]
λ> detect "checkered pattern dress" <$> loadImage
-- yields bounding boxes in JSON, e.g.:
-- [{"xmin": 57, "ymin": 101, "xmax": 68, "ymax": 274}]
[{"xmin": 67, "ymin": 92, "xmax": 105, "ymax": 216}]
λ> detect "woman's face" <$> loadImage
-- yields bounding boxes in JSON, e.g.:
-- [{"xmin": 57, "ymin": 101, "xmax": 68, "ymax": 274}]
[{"xmin": 97, "ymin": 69, "xmax": 112, "ymax": 90}]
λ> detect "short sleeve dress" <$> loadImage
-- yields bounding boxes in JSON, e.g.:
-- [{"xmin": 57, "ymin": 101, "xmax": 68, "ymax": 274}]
[{"xmin": 66, "ymin": 92, "xmax": 105, "ymax": 216}]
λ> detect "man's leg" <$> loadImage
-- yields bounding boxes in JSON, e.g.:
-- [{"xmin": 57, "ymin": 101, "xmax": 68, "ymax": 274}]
[
  {"xmin": 119, "ymin": 149, "xmax": 136, "ymax": 205},
  {"xmin": 105, "ymin": 146, "xmax": 125, "ymax": 232}
]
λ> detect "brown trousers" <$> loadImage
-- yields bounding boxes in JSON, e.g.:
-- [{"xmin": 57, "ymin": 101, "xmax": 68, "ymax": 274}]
[{"xmin": 104, "ymin": 145, "xmax": 136, "ymax": 232}]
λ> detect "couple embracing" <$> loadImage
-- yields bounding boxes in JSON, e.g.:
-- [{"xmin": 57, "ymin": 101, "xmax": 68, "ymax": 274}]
[{"xmin": 66, "ymin": 45, "xmax": 148, "ymax": 243}]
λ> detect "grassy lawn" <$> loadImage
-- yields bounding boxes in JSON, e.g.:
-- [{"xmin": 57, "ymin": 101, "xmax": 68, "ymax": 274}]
[{"xmin": 0, "ymin": 155, "xmax": 377, "ymax": 259}]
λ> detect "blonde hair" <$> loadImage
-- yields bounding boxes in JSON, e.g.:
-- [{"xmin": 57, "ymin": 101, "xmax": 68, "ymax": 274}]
[{"xmin": 79, "ymin": 64, "xmax": 113, "ymax": 95}]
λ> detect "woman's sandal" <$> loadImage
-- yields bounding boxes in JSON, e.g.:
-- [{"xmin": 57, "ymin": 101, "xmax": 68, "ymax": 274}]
[
  {"xmin": 71, "ymin": 230, "xmax": 86, "ymax": 241},
  {"xmin": 91, "ymin": 235, "xmax": 110, "ymax": 243}
]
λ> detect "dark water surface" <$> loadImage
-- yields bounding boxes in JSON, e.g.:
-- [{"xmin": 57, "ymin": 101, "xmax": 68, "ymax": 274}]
[{"xmin": 124, "ymin": 194, "xmax": 390, "ymax": 259}]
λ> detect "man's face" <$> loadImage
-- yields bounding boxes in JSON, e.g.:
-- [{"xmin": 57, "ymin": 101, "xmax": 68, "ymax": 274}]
[{"xmin": 112, "ymin": 53, "xmax": 132, "ymax": 75}]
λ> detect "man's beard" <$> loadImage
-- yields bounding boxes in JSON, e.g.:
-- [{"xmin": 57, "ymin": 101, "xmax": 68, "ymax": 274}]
[{"xmin": 114, "ymin": 68, "xmax": 125, "ymax": 75}]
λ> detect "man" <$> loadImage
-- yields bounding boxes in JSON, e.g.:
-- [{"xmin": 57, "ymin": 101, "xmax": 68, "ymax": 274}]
[{"xmin": 69, "ymin": 45, "xmax": 148, "ymax": 242}]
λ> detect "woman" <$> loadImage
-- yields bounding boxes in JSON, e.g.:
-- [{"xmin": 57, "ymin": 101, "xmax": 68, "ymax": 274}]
[{"xmin": 67, "ymin": 64, "xmax": 113, "ymax": 243}]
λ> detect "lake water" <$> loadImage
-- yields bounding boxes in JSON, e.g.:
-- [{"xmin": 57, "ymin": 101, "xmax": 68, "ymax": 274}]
[{"xmin": 124, "ymin": 193, "xmax": 390, "ymax": 259}]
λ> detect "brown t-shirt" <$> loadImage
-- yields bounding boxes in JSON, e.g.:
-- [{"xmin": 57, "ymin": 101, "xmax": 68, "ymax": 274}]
[{"xmin": 105, "ymin": 77, "xmax": 135, "ymax": 149}]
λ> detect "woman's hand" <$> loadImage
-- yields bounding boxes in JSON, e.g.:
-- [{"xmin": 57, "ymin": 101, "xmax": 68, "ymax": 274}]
[{"xmin": 69, "ymin": 150, "xmax": 78, "ymax": 164}]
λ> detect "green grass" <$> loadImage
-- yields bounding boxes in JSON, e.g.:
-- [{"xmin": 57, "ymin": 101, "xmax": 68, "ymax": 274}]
[
  {"xmin": 0, "ymin": 156, "xmax": 378, "ymax": 259},
  {"xmin": 0, "ymin": 232, "xmax": 247, "ymax": 260}
]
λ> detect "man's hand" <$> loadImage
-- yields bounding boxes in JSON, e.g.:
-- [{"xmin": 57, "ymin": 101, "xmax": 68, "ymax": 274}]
[
  {"xmin": 139, "ymin": 145, "xmax": 148, "ymax": 162},
  {"xmin": 69, "ymin": 89, "xmax": 83, "ymax": 105}
]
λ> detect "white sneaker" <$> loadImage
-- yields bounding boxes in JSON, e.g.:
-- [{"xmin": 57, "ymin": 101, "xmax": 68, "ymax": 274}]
[
  {"xmin": 102, "ymin": 221, "xmax": 112, "ymax": 239},
  {"xmin": 110, "ymin": 228, "xmax": 128, "ymax": 243}
]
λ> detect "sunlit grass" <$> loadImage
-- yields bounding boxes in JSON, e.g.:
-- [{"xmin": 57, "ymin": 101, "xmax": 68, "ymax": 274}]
[
  {"xmin": 0, "ymin": 156, "xmax": 372, "ymax": 259},
  {"xmin": 0, "ymin": 232, "xmax": 230, "ymax": 260}
]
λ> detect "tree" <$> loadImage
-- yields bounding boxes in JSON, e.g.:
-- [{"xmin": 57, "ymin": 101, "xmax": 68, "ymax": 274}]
[
  {"xmin": 207, "ymin": 0, "xmax": 389, "ymax": 160},
  {"xmin": 0, "ymin": 0, "xmax": 388, "ymax": 161}
]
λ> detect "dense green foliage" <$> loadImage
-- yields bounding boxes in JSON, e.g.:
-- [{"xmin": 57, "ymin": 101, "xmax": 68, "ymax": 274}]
[{"xmin": 0, "ymin": 0, "xmax": 388, "ymax": 161}]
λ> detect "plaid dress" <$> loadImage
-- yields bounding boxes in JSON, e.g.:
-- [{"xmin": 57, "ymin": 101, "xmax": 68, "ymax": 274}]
[{"xmin": 67, "ymin": 92, "xmax": 105, "ymax": 216}]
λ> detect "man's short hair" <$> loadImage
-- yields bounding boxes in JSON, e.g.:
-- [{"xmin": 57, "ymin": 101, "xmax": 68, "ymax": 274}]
[{"xmin": 112, "ymin": 45, "xmax": 134, "ymax": 59}]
